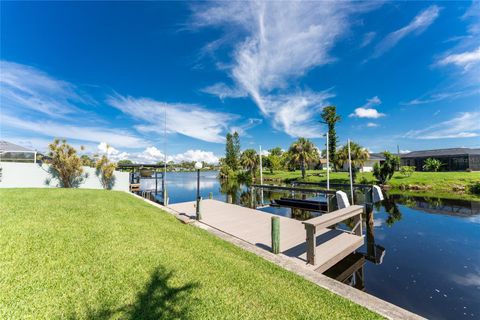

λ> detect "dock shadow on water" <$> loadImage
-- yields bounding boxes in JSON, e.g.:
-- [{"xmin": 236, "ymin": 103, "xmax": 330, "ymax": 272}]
[{"xmin": 71, "ymin": 266, "xmax": 199, "ymax": 320}]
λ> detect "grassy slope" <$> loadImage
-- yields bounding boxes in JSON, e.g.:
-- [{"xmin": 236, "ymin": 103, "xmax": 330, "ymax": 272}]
[
  {"xmin": 0, "ymin": 189, "xmax": 381, "ymax": 319},
  {"xmin": 263, "ymin": 170, "xmax": 480, "ymax": 200}
]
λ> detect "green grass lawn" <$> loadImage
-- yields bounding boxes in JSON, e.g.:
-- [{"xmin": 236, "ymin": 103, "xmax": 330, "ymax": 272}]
[
  {"xmin": 262, "ymin": 170, "xmax": 480, "ymax": 200},
  {"xmin": 0, "ymin": 189, "xmax": 381, "ymax": 319}
]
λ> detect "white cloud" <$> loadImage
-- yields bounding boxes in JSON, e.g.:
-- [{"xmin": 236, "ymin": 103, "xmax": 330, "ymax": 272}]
[
  {"xmin": 1, "ymin": 113, "xmax": 146, "ymax": 148},
  {"xmin": 96, "ymin": 142, "xmax": 129, "ymax": 161},
  {"xmin": 350, "ymin": 96, "xmax": 386, "ymax": 119},
  {"xmin": 404, "ymin": 111, "xmax": 480, "ymax": 139},
  {"xmin": 131, "ymin": 146, "xmax": 165, "ymax": 163},
  {"xmin": 230, "ymin": 118, "xmax": 262, "ymax": 136},
  {"xmin": 0, "ymin": 60, "xmax": 90, "ymax": 117},
  {"xmin": 126, "ymin": 147, "xmax": 219, "ymax": 164},
  {"xmin": 403, "ymin": 88, "xmax": 480, "ymax": 105},
  {"xmin": 201, "ymin": 82, "xmax": 247, "ymax": 100},
  {"xmin": 400, "ymin": 150, "xmax": 411, "ymax": 154},
  {"xmin": 170, "ymin": 149, "xmax": 219, "ymax": 164},
  {"xmin": 192, "ymin": 1, "xmax": 377, "ymax": 138},
  {"xmin": 360, "ymin": 32, "xmax": 376, "ymax": 48},
  {"xmin": 434, "ymin": 2, "xmax": 479, "ymax": 86},
  {"xmin": 372, "ymin": 5, "xmax": 440, "ymax": 58},
  {"xmin": 437, "ymin": 46, "xmax": 480, "ymax": 70},
  {"xmin": 107, "ymin": 94, "xmax": 238, "ymax": 143},
  {"xmin": 366, "ymin": 122, "xmax": 379, "ymax": 127}
]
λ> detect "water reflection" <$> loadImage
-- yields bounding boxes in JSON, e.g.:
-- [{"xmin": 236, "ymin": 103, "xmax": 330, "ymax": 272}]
[
  {"xmin": 164, "ymin": 172, "xmax": 479, "ymax": 319},
  {"xmin": 326, "ymin": 193, "xmax": 480, "ymax": 320}
]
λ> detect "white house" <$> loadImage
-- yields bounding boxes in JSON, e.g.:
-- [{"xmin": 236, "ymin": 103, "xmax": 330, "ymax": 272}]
[{"xmin": 342, "ymin": 152, "xmax": 385, "ymax": 172}]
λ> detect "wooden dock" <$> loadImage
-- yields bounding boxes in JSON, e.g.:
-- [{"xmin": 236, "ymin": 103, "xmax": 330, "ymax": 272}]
[{"xmin": 169, "ymin": 199, "xmax": 364, "ymax": 273}]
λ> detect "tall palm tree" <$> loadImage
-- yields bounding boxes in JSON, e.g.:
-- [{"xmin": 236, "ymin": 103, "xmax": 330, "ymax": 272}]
[
  {"xmin": 336, "ymin": 141, "xmax": 369, "ymax": 182},
  {"xmin": 240, "ymin": 149, "xmax": 259, "ymax": 178},
  {"xmin": 288, "ymin": 138, "xmax": 319, "ymax": 179}
]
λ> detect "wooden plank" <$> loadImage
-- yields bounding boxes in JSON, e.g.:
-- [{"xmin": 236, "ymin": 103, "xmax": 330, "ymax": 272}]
[
  {"xmin": 314, "ymin": 234, "xmax": 364, "ymax": 273},
  {"xmin": 302, "ymin": 205, "xmax": 363, "ymax": 229}
]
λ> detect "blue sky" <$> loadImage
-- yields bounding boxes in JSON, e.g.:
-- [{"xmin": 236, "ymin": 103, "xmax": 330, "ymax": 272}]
[{"xmin": 1, "ymin": 1, "xmax": 479, "ymax": 163}]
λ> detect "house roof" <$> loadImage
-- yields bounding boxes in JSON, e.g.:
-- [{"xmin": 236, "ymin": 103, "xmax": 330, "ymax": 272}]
[
  {"xmin": 0, "ymin": 140, "xmax": 34, "ymax": 152},
  {"xmin": 369, "ymin": 153, "xmax": 385, "ymax": 160},
  {"xmin": 401, "ymin": 148, "xmax": 480, "ymax": 158}
]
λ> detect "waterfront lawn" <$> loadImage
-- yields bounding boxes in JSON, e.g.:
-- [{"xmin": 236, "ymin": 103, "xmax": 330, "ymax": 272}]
[
  {"xmin": 264, "ymin": 170, "xmax": 480, "ymax": 192},
  {"xmin": 0, "ymin": 189, "xmax": 380, "ymax": 319}
]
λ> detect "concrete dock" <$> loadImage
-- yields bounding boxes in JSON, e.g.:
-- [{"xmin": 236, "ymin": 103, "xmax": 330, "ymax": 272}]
[{"xmin": 169, "ymin": 199, "xmax": 364, "ymax": 273}]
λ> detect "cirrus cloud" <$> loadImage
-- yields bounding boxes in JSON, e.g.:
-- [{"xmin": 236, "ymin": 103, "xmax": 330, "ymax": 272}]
[
  {"xmin": 107, "ymin": 94, "xmax": 238, "ymax": 143},
  {"xmin": 191, "ymin": 1, "xmax": 379, "ymax": 138}
]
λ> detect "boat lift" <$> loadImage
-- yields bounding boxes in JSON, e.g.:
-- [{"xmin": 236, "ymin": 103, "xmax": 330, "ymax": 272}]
[{"xmin": 118, "ymin": 163, "xmax": 168, "ymax": 205}]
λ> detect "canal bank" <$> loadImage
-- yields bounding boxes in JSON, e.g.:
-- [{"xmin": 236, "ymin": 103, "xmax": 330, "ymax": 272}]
[{"xmin": 156, "ymin": 171, "xmax": 480, "ymax": 319}]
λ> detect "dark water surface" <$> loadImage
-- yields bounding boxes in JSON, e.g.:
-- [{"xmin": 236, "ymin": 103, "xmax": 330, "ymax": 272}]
[{"xmin": 164, "ymin": 171, "xmax": 480, "ymax": 319}]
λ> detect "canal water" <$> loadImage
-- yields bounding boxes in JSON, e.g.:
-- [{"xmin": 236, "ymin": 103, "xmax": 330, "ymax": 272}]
[{"xmin": 164, "ymin": 171, "xmax": 480, "ymax": 319}]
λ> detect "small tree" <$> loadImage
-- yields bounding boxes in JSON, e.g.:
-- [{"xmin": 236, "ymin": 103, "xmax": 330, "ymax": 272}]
[
  {"xmin": 373, "ymin": 152, "xmax": 400, "ymax": 184},
  {"xmin": 288, "ymin": 138, "xmax": 319, "ymax": 179},
  {"xmin": 423, "ymin": 158, "xmax": 443, "ymax": 172},
  {"xmin": 96, "ymin": 146, "xmax": 117, "ymax": 189},
  {"xmin": 265, "ymin": 148, "xmax": 283, "ymax": 173},
  {"xmin": 240, "ymin": 149, "xmax": 259, "ymax": 178},
  {"xmin": 118, "ymin": 159, "xmax": 133, "ymax": 165},
  {"xmin": 321, "ymin": 105, "xmax": 341, "ymax": 171},
  {"xmin": 225, "ymin": 132, "xmax": 240, "ymax": 171},
  {"xmin": 48, "ymin": 139, "xmax": 84, "ymax": 188},
  {"xmin": 336, "ymin": 141, "xmax": 369, "ymax": 182},
  {"xmin": 80, "ymin": 154, "xmax": 95, "ymax": 167},
  {"xmin": 399, "ymin": 166, "xmax": 415, "ymax": 177}
]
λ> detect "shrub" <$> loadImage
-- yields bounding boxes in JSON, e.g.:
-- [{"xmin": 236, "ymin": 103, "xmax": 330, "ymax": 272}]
[
  {"xmin": 48, "ymin": 139, "xmax": 84, "ymax": 188},
  {"xmin": 423, "ymin": 158, "xmax": 443, "ymax": 172},
  {"xmin": 469, "ymin": 182, "xmax": 480, "ymax": 195},
  {"xmin": 373, "ymin": 151, "xmax": 400, "ymax": 184},
  {"xmin": 399, "ymin": 166, "xmax": 415, "ymax": 177},
  {"xmin": 96, "ymin": 155, "xmax": 117, "ymax": 189}
]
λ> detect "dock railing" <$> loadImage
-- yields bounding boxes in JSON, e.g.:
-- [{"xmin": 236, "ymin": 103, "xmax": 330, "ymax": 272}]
[{"xmin": 302, "ymin": 205, "xmax": 364, "ymax": 265}]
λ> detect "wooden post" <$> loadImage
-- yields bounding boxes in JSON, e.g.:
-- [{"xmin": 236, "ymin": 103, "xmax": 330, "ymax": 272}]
[
  {"xmin": 305, "ymin": 225, "xmax": 316, "ymax": 265},
  {"xmin": 163, "ymin": 189, "xmax": 168, "ymax": 206},
  {"xmin": 209, "ymin": 192, "xmax": 213, "ymax": 199},
  {"xmin": 271, "ymin": 216, "xmax": 280, "ymax": 254},
  {"xmin": 352, "ymin": 213, "xmax": 363, "ymax": 236}
]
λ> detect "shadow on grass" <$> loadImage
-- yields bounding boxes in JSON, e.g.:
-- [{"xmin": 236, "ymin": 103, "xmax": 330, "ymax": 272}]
[{"xmin": 71, "ymin": 266, "xmax": 199, "ymax": 320}]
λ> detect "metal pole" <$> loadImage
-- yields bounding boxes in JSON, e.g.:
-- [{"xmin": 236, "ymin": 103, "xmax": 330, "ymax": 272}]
[
  {"xmin": 348, "ymin": 139, "xmax": 354, "ymax": 205},
  {"xmin": 196, "ymin": 169, "xmax": 201, "ymax": 220},
  {"xmin": 259, "ymin": 145, "xmax": 263, "ymax": 184},
  {"xmin": 163, "ymin": 107, "xmax": 167, "ymax": 205},
  {"xmin": 326, "ymin": 133, "xmax": 329, "ymax": 190},
  {"xmin": 259, "ymin": 146, "xmax": 264, "ymax": 205}
]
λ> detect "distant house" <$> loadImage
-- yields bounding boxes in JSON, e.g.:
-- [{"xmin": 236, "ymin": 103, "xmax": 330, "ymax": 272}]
[
  {"xmin": 361, "ymin": 153, "xmax": 385, "ymax": 172},
  {"xmin": 341, "ymin": 152, "xmax": 385, "ymax": 172},
  {"xmin": 0, "ymin": 140, "xmax": 37, "ymax": 163},
  {"xmin": 400, "ymin": 148, "xmax": 480, "ymax": 171}
]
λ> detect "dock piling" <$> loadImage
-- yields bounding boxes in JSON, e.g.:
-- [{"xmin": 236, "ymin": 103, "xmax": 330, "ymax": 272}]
[{"xmin": 271, "ymin": 216, "xmax": 280, "ymax": 254}]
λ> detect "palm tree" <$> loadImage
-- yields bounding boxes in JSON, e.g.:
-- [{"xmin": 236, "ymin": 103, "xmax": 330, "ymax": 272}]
[
  {"xmin": 288, "ymin": 138, "xmax": 319, "ymax": 179},
  {"xmin": 240, "ymin": 149, "xmax": 259, "ymax": 178},
  {"xmin": 336, "ymin": 141, "xmax": 369, "ymax": 182}
]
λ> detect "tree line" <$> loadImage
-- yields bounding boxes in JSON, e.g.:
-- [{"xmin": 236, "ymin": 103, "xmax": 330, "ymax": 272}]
[{"xmin": 220, "ymin": 105, "xmax": 402, "ymax": 184}]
